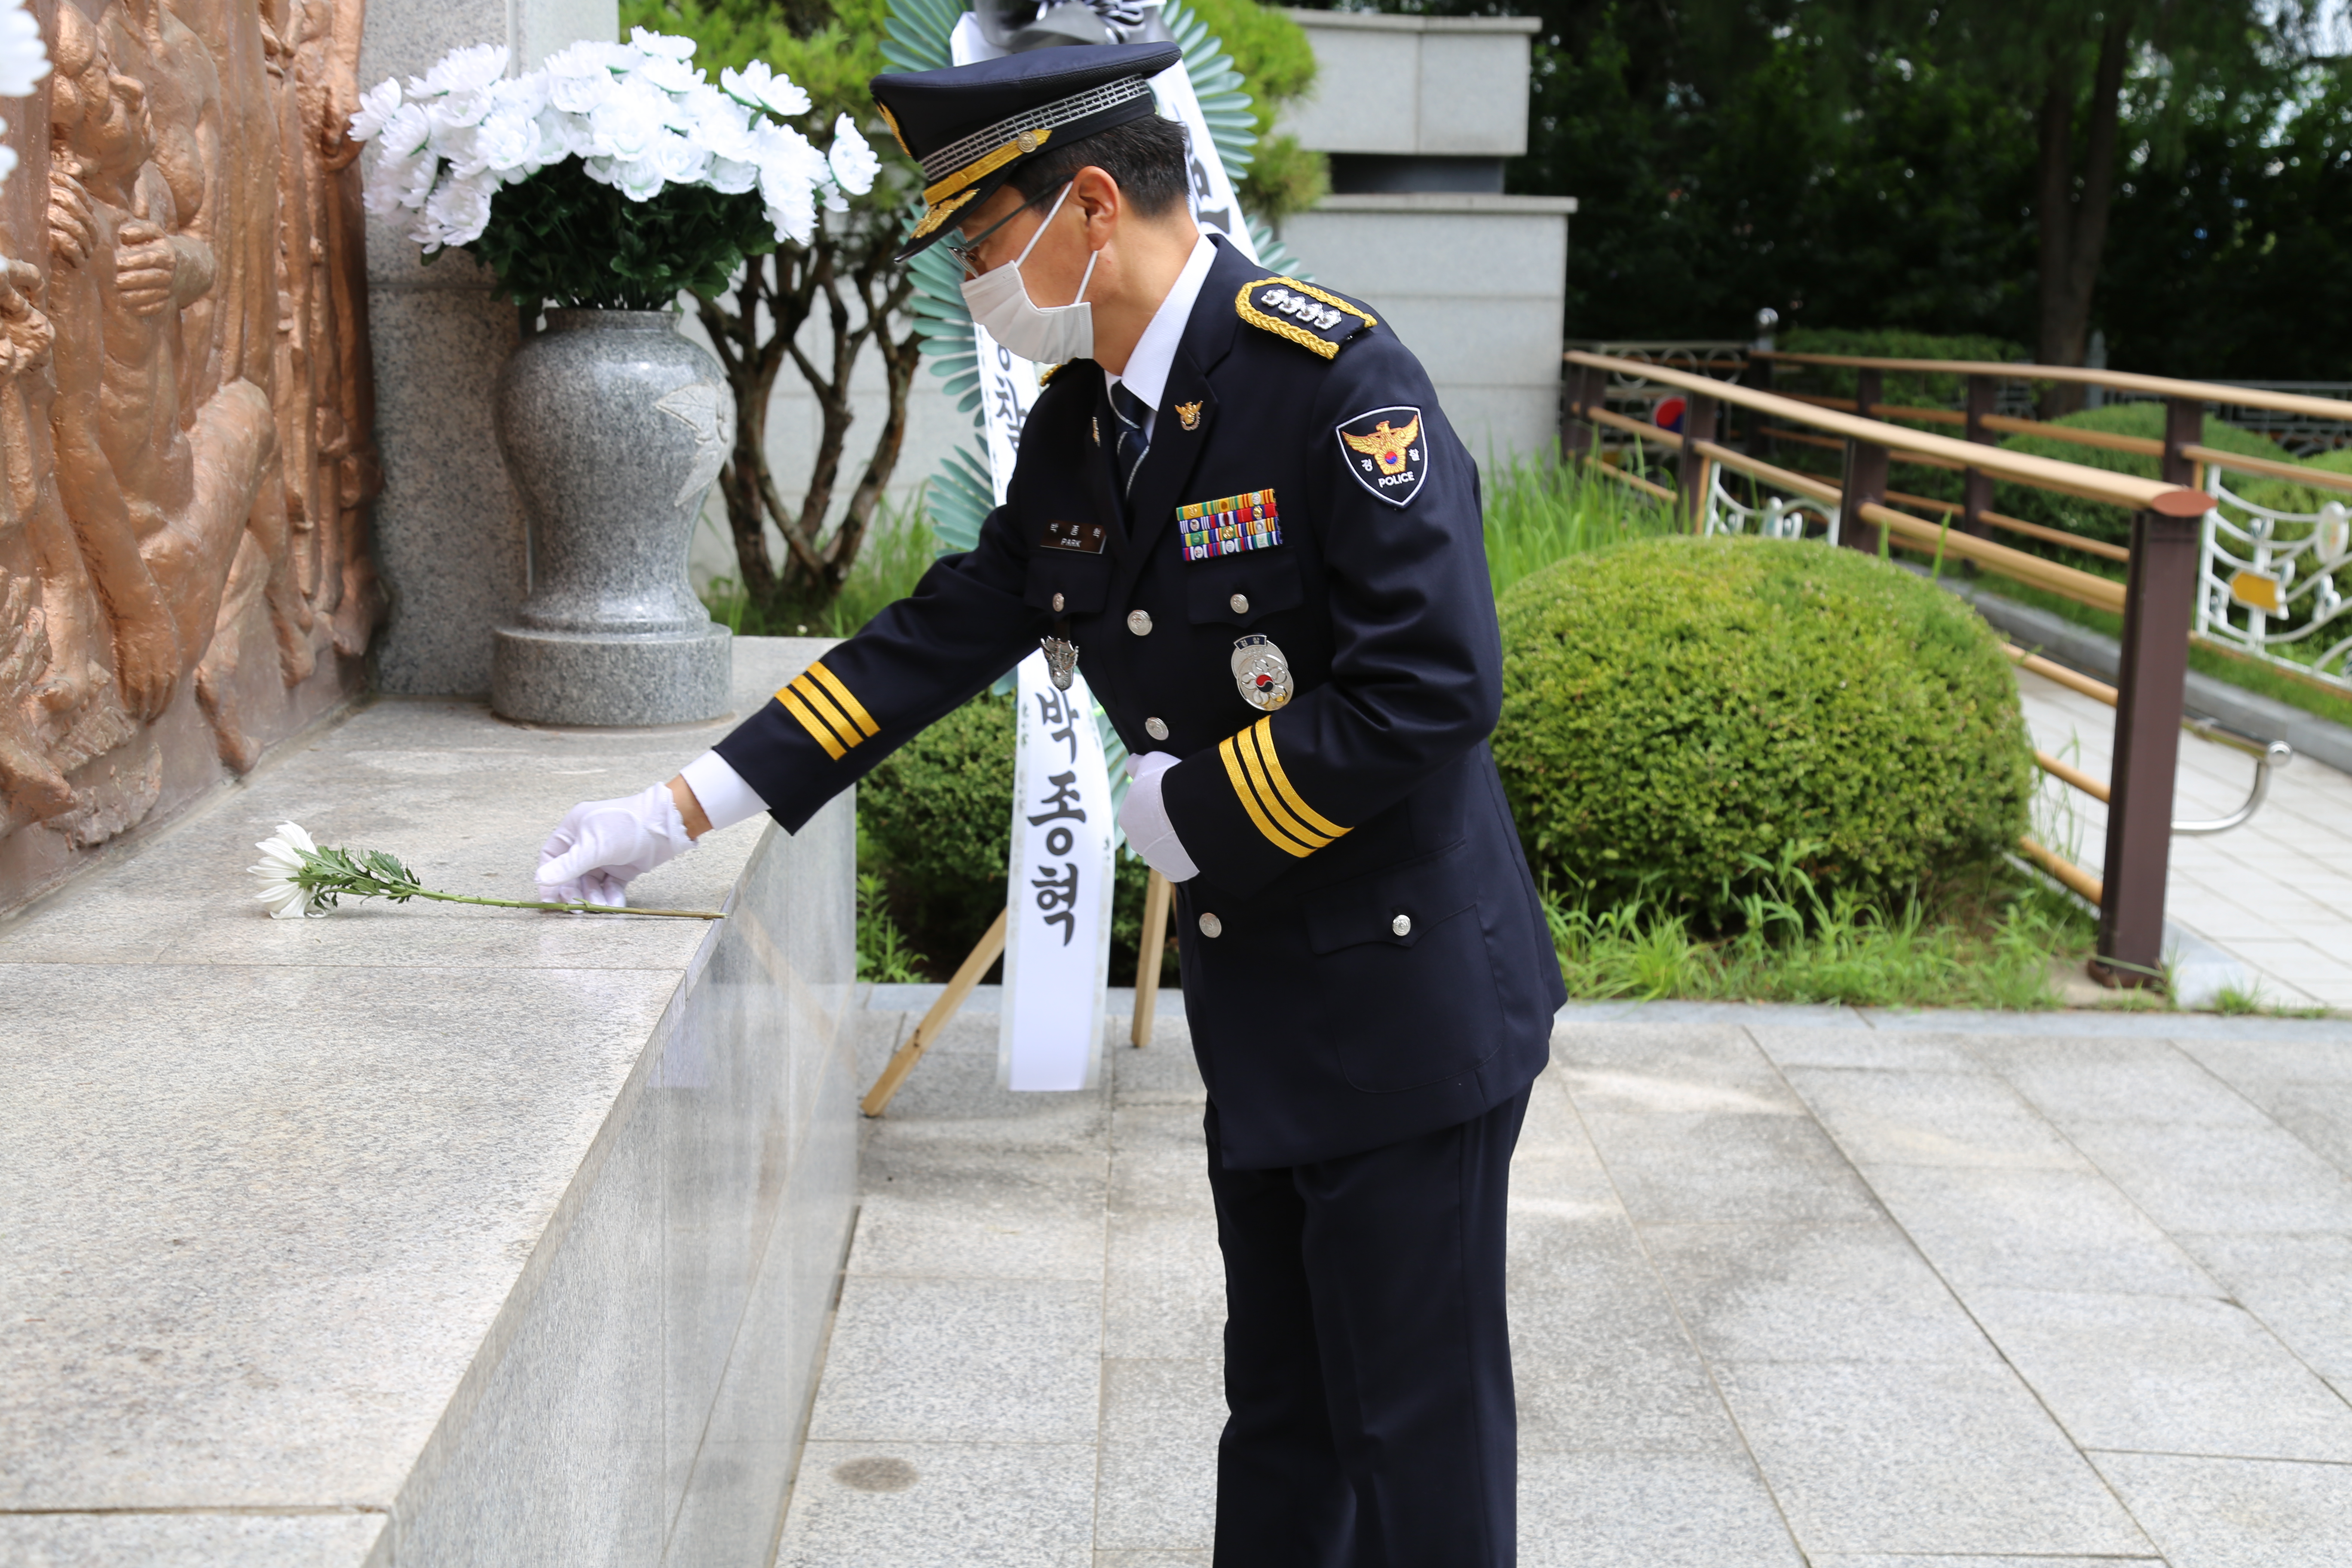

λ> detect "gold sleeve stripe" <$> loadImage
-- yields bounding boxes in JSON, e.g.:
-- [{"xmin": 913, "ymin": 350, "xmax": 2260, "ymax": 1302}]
[
  {"xmin": 806, "ymin": 662, "xmax": 880, "ymax": 738},
  {"xmin": 776, "ymin": 687, "xmax": 848, "ymax": 761},
  {"xmin": 1247, "ymin": 719, "xmax": 1349, "ymax": 841},
  {"xmin": 1234, "ymin": 726, "xmax": 1335, "ymax": 851},
  {"xmin": 1219, "ymin": 733, "xmax": 1317, "ymax": 858},
  {"xmin": 784, "ymin": 676, "xmax": 856, "ymax": 747}
]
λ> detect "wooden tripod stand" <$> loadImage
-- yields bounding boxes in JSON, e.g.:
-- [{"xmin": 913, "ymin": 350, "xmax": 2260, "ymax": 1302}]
[{"xmin": 861, "ymin": 869, "xmax": 1174, "ymax": 1117}]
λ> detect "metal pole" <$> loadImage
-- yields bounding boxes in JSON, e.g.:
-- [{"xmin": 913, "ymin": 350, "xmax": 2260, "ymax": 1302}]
[
  {"xmin": 1679, "ymin": 392, "xmax": 1719, "ymax": 533},
  {"xmin": 2160, "ymin": 395, "xmax": 2202, "ymax": 487},
  {"xmin": 1961, "ymin": 374, "xmax": 1994, "ymax": 539},
  {"xmin": 2092, "ymin": 501, "xmax": 2205, "ymax": 988},
  {"xmin": 1839, "ymin": 368, "xmax": 1887, "ymax": 554},
  {"xmin": 1562, "ymin": 362, "xmax": 1597, "ymax": 462}
]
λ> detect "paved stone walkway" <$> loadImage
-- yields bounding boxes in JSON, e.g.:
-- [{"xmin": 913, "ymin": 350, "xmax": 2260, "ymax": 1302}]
[
  {"xmin": 772, "ymin": 992, "xmax": 2352, "ymax": 1567},
  {"xmin": 2018, "ymin": 666, "xmax": 2352, "ymax": 1010}
]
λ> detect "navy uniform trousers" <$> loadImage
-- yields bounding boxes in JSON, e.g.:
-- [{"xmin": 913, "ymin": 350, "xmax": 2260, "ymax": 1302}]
[
  {"xmin": 1206, "ymin": 1087, "xmax": 1530, "ymax": 1568},
  {"xmin": 708, "ymin": 237, "xmax": 1565, "ymax": 1564}
]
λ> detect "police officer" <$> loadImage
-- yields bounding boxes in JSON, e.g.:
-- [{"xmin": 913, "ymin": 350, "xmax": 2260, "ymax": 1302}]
[{"xmin": 534, "ymin": 43, "xmax": 1565, "ymax": 1567}]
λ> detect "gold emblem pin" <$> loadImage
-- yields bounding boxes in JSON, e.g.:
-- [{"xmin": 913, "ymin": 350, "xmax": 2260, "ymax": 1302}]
[
  {"xmin": 1092, "ymin": 416, "xmax": 1100, "ymax": 446},
  {"xmin": 1176, "ymin": 400, "xmax": 1204, "ymax": 432}
]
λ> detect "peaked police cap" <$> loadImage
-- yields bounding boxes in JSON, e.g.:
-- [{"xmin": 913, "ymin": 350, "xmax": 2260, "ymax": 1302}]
[{"xmin": 871, "ymin": 42, "xmax": 1182, "ymax": 262}]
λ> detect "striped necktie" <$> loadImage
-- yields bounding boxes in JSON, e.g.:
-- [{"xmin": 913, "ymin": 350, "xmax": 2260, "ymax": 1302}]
[{"xmin": 1109, "ymin": 381, "xmax": 1151, "ymax": 508}]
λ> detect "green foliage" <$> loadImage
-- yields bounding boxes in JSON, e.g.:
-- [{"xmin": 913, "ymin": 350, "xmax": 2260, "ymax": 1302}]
[
  {"xmin": 1316, "ymin": 0, "xmax": 2344, "ymax": 374},
  {"xmin": 703, "ymin": 504, "xmax": 938, "ymax": 636},
  {"xmin": 1775, "ymin": 327, "xmax": 2026, "ymax": 409},
  {"xmin": 855, "ymin": 691, "xmax": 1173, "ymax": 983},
  {"xmin": 857, "ymin": 870, "xmax": 928, "ymax": 981},
  {"xmin": 1545, "ymin": 856, "xmax": 2091, "ymax": 1008},
  {"xmin": 1237, "ymin": 132, "xmax": 1328, "ymax": 223},
  {"xmin": 1493, "ymin": 536, "xmax": 2035, "ymax": 928},
  {"xmin": 1480, "ymin": 448, "xmax": 1681, "ymax": 598},
  {"xmin": 622, "ymin": 0, "xmax": 897, "ymax": 121},
  {"xmin": 1179, "ymin": 0, "xmax": 1325, "ymax": 218},
  {"xmin": 459, "ymin": 156, "xmax": 781, "ymax": 309}
]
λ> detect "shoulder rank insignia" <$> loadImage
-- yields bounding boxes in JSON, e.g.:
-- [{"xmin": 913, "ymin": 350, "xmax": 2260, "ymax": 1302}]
[
  {"xmin": 1335, "ymin": 404, "xmax": 1428, "ymax": 507},
  {"xmin": 1035, "ymin": 361, "xmax": 1068, "ymax": 387},
  {"xmin": 1236, "ymin": 277, "xmax": 1376, "ymax": 360}
]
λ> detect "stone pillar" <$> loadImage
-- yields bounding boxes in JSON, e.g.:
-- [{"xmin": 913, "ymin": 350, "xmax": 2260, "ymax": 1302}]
[{"xmin": 358, "ymin": 0, "xmax": 619, "ymax": 698}]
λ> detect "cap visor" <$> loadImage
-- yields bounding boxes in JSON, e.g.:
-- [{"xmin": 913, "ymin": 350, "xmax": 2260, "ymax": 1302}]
[{"xmin": 894, "ymin": 166, "xmax": 1021, "ymax": 265}]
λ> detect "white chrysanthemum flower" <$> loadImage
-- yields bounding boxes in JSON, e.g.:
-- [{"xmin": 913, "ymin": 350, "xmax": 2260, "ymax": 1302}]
[
  {"xmin": 426, "ymin": 86, "xmax": 493, "ymax": 140},
  {"xmin": 611, "ymin": 155, "xmax": 668, "ymax": 202},
  {"xmin": 636, "ymin": 53, "xmax": 700, "ymax": 95},
  {"xmin": 490, "ymin": 71, "xmax": 550, "ymax": 118},
  {"xmin": 629, "ymin": 27, "xmax": 698, "ymax": 60},
  {"xmin": 588, "ymin": 78, "xmax": 668, "ymax": 161},
  {"xmin": 706, "ymin": 156, "xmax": 760, "ymax": 196},
  {"xmin": 250, "ymin": 823, "xmax": 326, "ymax": 920},
  {"xmin": 0, "ymin": 0, "xmax": 49, "ymax": 99},
  {"xmin": 474, "ymin": 101, "xmax": 547, "ymax": 177},
  {"xmin": 680, "ymin": 83, "xmax": 756, "ymax": 154},
  {"xmin": 377, "ymin": 101, "xmax": 434, "ymax": 161},
  {"xmin": 411, "ymin": 41, "xmax": 508, "ymax": 99},
  {"xmin": 348, "ymin": 77, "xmax": 404, "ymax": 143},
  {"xmin": 425, "ymin": 169, "xmax": 496, "ymax": 245},
  {"xmin": 827, "ymin": 115, "xmax": 879, "ymax": 196},
  {"xmin": 645, "ymin": 129, "xmax": 709, "ymax": 186},
  {"xmin": 543, "ymin": 38, "xmax": 637, "ymax": 113},
  {"xmin": 720, "ymin": 60, "xmax": 810, "ymax": 119}
]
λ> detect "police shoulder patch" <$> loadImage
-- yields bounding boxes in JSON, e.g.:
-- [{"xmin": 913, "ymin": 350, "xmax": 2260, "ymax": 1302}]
[
  {"xmin": 1335, "ymin": 405, "xmax": 1429, "ymax": 507},
  {"xmin": 1235, "ymin": 277, "xmax": 1376, "ymax": 359}
]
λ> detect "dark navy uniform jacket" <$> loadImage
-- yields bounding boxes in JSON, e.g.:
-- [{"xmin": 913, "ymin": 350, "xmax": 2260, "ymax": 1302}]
[{"xmin": 715, "ymin": 236, "xmax": 1564, "ymax": 1168}]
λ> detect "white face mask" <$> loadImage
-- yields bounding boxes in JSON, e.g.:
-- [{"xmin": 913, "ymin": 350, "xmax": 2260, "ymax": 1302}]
[{"xmin": 959, "ymin": 182, "xmax": 1100, "ymax": 365}]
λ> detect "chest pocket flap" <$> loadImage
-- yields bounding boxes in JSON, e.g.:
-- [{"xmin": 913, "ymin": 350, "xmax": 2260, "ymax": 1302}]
[{"xmin": 1185, "ymin": 550, "xmax": 1304, "ymax": 628}]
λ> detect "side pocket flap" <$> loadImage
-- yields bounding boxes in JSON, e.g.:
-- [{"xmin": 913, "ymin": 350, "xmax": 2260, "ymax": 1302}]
[{"xmin": 1304, "ymin": 839, "xmax": 1476, "ymax": 955}]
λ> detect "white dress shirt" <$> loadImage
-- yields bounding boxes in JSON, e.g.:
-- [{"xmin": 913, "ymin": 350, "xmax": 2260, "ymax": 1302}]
[{"xmin": 1102, "ymin": 230, "xmax": 1219, "ymax": 441}]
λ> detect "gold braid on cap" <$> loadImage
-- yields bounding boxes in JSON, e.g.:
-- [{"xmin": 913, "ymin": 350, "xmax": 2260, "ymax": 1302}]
[{"xmin": 876, "ymin": 101, "xmax": 913, "ymax": 158}]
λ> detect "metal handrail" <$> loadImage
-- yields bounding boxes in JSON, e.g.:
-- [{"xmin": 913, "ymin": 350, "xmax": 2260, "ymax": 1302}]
[
  {"xmin": 1751, "ymin": 351, "xmax": 2352, "ymax": 426},
  {"xmin": 1563, "ymin": 351, "xmax": 2214, "ymax": 517}
]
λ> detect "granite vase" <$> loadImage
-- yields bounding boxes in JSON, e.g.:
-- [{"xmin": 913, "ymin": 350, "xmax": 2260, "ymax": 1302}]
[{"xmin": 490, "ymin": 308, "xmax": 733, "ymax": 726}]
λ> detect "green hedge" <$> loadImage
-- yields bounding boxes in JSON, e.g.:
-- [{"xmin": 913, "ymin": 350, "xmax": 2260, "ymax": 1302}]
[
  {"xmin": 858, "ymin": 691, "xmax": 1170, "ymax": 983},
  {"xmin": 1774, "ymin": 327, "xmax": 2026, "ymax": 409},
  {"xmin": 1492, "ymin": 535, "xmax": 2034, "ymax": 926}
]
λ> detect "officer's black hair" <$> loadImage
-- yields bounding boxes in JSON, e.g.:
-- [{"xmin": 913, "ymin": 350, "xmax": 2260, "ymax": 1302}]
[{"xmin": 1005, "ymin": 112, "xmax": 1191, "ymax": 220}]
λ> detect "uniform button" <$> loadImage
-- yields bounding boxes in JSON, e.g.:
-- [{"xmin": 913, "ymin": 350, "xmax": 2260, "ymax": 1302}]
[
  {"xmin": 1199, "ymin": 912, "xmax": 1223, "ymax": 938},
  {"xmin": 1229, "ymin": 592, "xmax": 1250, "ymax": 615},
  {"xmin": 1391, "ymin": 913, "xmax": 1412, "ymax": 937},
  {"xmin": 1127, "ymin": 610, "xmax": 1153, "ymax": 636},
  {"xmin": 1145, "ymin": 717, "xmax": 1169, "ymax": 741},
  {"xmin": 1051, "ymin": 591, "xmax": 1065, "ymax": 612}
]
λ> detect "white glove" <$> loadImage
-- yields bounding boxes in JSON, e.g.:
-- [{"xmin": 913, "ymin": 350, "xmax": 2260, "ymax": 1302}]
[
  {"xmin": 1119, "ymin": 751, "xmax": 1199, "ymax": 882},
  {"xmin": 535, "ymin": 783, "xmax": 693, "ymax": 909}
]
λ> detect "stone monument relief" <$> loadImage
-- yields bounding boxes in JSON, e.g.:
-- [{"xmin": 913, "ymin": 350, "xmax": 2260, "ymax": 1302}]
[{"xmin": 0, "ymin": 0, "xmax": 377, "ymax": 909}]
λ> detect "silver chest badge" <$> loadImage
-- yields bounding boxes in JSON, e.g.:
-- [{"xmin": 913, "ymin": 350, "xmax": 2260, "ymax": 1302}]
[
  {"xmin": 1041, "ymin": 636, "xmax": 1079, "ymax": 692},
  {"xmin": 1231, "ymin": 635, "xmax": 1293, "ymax": 711}
]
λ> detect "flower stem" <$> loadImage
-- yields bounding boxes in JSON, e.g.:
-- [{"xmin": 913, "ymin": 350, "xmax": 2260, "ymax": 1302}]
[{"xmin": 402, "ymin": 888, "xmax": 725, "ymax": 919}]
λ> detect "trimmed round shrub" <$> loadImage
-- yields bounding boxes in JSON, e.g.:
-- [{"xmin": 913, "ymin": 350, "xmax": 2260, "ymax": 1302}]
[
  {"xmin": 857, "ymin": 690, "xmax": 1166, "ymax": 980},
  {"xmin": 1493, "ymin": 536, "xmax": 2034, "ymax": 925}
]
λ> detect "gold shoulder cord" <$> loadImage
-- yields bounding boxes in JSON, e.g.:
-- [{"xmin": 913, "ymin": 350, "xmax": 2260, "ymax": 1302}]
[{"xmin": 1233, "ymin": 276, "xmax": 1378, "ymax": 361}]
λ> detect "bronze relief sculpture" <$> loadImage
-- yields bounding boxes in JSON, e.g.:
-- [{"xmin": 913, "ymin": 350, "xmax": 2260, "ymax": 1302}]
[{"xmin": 0, "ymin": 0, "xmax": 376, "ymax": 892}]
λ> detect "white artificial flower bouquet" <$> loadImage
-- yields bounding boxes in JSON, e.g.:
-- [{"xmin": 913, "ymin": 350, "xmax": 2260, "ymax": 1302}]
[{"xmin": 349, "ymin": 30, "xmax": 881, "ymax": 308}]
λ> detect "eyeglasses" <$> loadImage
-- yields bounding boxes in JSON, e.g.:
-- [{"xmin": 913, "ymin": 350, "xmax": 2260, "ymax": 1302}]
[{"xmin": 944, "ymin": 187, "xmax": 1059, "ymax": 276}]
